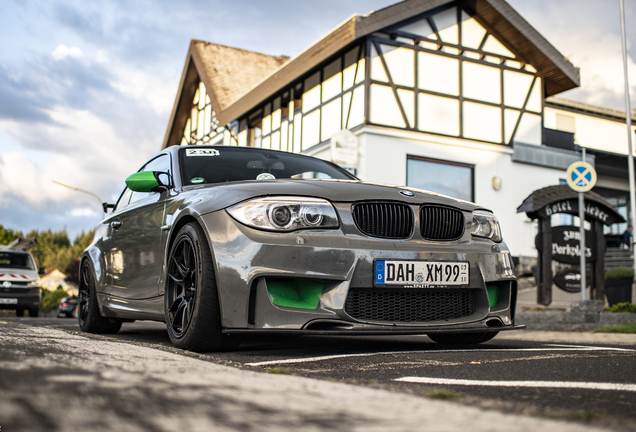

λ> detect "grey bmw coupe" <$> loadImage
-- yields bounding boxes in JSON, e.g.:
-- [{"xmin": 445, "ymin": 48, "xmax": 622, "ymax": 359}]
[{"xmin": 79, "ymin": 145, "xmax": 520, "ymax": 352}]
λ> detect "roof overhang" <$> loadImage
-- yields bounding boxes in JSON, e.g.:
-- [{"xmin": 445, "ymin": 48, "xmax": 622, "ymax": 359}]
[{"xmin": 162, "ymin": 44, "xmax": 202, "ymax": 150}]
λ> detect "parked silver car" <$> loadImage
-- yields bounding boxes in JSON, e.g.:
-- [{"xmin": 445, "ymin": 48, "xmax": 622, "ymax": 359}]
[{"xmin": 79, "ymin": 145, "xmax": 520, "ymax": 351}]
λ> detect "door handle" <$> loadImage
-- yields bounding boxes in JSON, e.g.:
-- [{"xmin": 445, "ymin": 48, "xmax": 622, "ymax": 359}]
[{"xmin": 111, "ymin": 221, "xmax": 122, "ymax": 230}]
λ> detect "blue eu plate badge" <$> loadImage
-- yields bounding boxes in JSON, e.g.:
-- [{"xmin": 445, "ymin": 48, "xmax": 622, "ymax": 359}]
[{"xmin": 375, "ymin": 260, "xmax": 385, "ymax": 284}]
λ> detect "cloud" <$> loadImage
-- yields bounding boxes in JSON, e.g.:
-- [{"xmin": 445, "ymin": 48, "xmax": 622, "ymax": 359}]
[
  {"xmin": 509, "ymin": 0, "xmax": 636, "ymax": 110},
  {"xmin": 70, "ymin": 207, "xmax": 100, "ymax": 217},
  {"xmin": 2, "ymin": 0, "xmax": 634, "ymax": 241},
  {"xmin": 52, "ymin": 44, "xmax": 84, "ymax": 60}
]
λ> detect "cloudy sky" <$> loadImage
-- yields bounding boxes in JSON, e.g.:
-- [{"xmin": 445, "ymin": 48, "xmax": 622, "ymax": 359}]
[{"xmin": 1, "ymin": 0, "xmax": 635, "ymax": 240}]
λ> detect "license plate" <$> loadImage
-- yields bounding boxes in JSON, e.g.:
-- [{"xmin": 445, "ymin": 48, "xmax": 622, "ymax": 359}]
[
  {"xmin": 0, "ymin": 298, "xmax": 18, "ymax": 304},
  {"xmin": 374, "ymin": 260, "xmax": 469, "ymax": 287}
]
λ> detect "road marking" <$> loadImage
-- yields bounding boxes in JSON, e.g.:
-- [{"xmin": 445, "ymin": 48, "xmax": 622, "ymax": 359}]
[
  {"xmin": 547, "ymin": 343, "xmax": 634, "ymax": 352},
  {"xmin": 244, "ymin": 345, "xmax": 632, "ymax": 367},
  {"xmin": 394, "ymin": 376, "xmax": 636, "ymax": 392}
]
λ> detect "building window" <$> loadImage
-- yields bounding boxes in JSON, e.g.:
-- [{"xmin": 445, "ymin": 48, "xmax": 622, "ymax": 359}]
[
  {"xmin": 407, "ymin": 156, "xmax": 474, "ymax": 202},
  {"xmin": 181, "ymin": 81, "xmax": 238, "ymax": 146},
  {"xmin": 368, "ymin": 2, "xmax": 542, "ymax": 146},
  {"xmin": 238, "ymin": 43, "xmax": 366, "ymax": 154}
]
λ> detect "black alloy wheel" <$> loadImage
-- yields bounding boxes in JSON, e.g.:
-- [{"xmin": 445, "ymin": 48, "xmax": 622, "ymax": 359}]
[
  {"xmin": 78, "ymin": 260, "xmax": 122, "ymax": 334},
  {"xmin": 165, "ymin": 223, "xmax": 241, "ymax": 352},
  {"xmin": 166, "ymin": 234, "xmax": 198, "ymax": 338},
  {"xmin": 78, "ymin": 264, "xmax": 91, "ymax": 327},
  {"xmin": 427, "ymin": 331, "xmax": 499, "ymax": 345}
]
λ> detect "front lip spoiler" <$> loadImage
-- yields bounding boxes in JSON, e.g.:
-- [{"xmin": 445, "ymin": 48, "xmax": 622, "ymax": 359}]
[{"xmin": 222, "ymin": 324, "xmax": 525, "ymax": 336}]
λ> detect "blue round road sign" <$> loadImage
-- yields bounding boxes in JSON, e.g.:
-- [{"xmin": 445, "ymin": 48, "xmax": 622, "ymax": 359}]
[{"xmin": 566, "ymin": 161, "xmax": 596, "ymax": 192}]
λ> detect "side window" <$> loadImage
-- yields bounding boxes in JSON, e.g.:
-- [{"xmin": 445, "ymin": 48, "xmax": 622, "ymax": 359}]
[
  {"xmin": 115, "ymin": 187, "xmax": 134, "ymax": 211},
  {"xmin": 129, "ymin": 154, "xmax": 172, "ymax": 205}
]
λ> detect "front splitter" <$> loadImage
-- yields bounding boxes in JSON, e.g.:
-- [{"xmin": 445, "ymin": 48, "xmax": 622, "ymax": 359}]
[{"xmin": 222, "ymin": 324, "xmax": 525, "ymax": 336}]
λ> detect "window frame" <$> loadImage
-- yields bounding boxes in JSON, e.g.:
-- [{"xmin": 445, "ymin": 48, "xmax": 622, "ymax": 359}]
[
  {"xmin": 365, "ymin": 1, "xmax": 542, "ymax": 146},
  {"xmin": 114, "ymin": 153, "xmax": 173, "ymax": 211},
  {"xmin": 406, "ymin": 155, "xmax": 475, "ymax": 202}
]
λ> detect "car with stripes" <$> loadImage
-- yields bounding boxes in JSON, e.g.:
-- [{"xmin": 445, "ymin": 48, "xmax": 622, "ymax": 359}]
[
  {"xmin": 0, "ymin": 250, "xmax": 41, "ymax": 317},
  {"xmin": 78, "ymin": 145, "xmax": 520, "ymax": 351}
]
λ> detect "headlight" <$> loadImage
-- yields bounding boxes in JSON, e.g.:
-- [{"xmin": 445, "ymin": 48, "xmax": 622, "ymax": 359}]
[
  {"xmin": 26, "ymin": 280, "xmax": 41, "ymax": 288},
  {"xmin": 227, "ymin": 197, "xmax": 339, "ymax": 232},
  {"xmin": 471, "ymin": 210, "xmax": 502, "ymax": 242}
]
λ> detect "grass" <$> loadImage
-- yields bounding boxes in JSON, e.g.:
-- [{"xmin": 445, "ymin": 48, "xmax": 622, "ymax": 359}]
[
  {"xmin": 425, "ymin": 390, "xmax": 462, "ymax": 400},
  {"xmin": 594, "ymin": 323, "xmax": 636, "ymax": 333},
  {"xmin": 548, "ymin": 410, "xmax": 607, "ymax": 421},
  {"xmin": 607, "ymin": 302, "xmax": 636, "ymax": 313},
  {"xmin": 266, "ymin": 367, "xmax": 293, "ymax": 375}
]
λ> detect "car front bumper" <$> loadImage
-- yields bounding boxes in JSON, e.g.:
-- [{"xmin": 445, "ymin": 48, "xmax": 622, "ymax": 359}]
[
  {"xmin": 0, "ymin": 288, "xmax": 41, "ymax": 310},
  {"xmin": 199, "ymin": 209, "xmax": 519, "ymax": 334}
]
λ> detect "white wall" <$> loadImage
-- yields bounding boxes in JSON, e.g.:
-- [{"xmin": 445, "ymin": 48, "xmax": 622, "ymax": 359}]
[{"xmin": 545, "ymin": 107, "xmax": 636, "ymax": 155}]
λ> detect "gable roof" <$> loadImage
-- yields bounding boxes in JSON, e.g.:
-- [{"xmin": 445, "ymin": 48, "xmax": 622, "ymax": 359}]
[
  {"xmin": 163, "ymin": 0, "xmax": 580, "ymax": 149},
  {"xmin": 162, "ymin": 40, "xmax": 289, "ymax": 149}
]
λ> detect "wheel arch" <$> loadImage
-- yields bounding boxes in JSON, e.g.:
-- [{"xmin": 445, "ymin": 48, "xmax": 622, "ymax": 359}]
[
  {"xmin": 164, "ymin": 212, "xmax": 232, "ymax": 325},
  {"xmin": 164, "ymin": 213, "xmax": 220, "ymax": 290},
  {"xmin": 166, "ymin": 214, "xmax": 203, "ymax": 261}
]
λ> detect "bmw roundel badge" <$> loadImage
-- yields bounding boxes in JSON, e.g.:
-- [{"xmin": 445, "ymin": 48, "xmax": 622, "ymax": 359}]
[{"xmin": 399, "ymin": 190, "xmax": 415, "ymax": 198}]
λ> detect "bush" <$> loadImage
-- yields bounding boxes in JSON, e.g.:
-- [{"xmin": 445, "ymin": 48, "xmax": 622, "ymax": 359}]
[
  {"xmin": 40, "ymin": 287, "xmax": 69, "ymax": 312},
  {"xmin": 607, "ymin": 302, "xmax": 636, "ymax": 313},
  {"xmin": 605, "ymin": 267, "xmax": 634, "ymax": 280}
]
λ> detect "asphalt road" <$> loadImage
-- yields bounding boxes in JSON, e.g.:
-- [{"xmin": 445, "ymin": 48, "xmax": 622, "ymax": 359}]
[{"xmin": 2, "ymin": 316, "xmax": 636, "ymax": 431}]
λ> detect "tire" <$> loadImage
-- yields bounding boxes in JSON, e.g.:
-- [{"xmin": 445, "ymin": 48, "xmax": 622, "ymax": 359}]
[
  {"xmin": 28, "ymin": 307, "xmax": 39, "ymax": 317},
  {"xmin": 427, "ymin": 331, "xmax": 499, "ymax": 345},
  {"xmin": 78, "ymin": 260, "xmax": 122, "ymax": 334},
  {"xmin": 165, "ymin": 223, "xmax": 241, "ymax": 352},
  {"xmin": 15, "ymin": 308, "xmax": 24, "ymax": 317}
]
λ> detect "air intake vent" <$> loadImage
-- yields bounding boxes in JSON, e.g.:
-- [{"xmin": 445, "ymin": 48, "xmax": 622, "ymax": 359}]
[
  {"xmin": 352, "ymin": 202, "xmax": 413, "ymax": 238},
  {"xmin": 345, "ymin": 289, "xmax": 476, "ymax": 323},
  {"xmin": 420, "ymin": 206, "xmax": 464, "ymax": 240}
]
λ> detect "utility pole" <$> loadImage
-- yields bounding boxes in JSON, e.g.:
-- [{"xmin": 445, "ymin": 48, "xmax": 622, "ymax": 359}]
[{"xmin": 619, "ymin": 0, "xmax": 636, "ymax": 302}]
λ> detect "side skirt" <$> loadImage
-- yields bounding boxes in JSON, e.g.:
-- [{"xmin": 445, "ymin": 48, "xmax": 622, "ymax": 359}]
[{"xmin": 98, "ymin": 293, "xmax": 165, "ymax": 322}]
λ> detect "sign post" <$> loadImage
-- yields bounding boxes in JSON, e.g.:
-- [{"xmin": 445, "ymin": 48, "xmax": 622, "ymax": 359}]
[{"xmin": 566, "ymin": 155, "xmax": 597, "ymax": 301}]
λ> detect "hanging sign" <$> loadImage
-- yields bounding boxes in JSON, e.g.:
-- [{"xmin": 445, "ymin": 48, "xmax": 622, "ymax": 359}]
[
  {"xmin": 331, "ymin": 129, "xmax": 359, "ymax": 167},
  {"xmin": 553, "ymin": 267, "xmax": 584, "ymax": 293},
  {"xmin": 566, "ymin": 161, "xmax": 597, "ymax": 192},
  {"xmin": 535, "ymin": 225, "xmax": 595, "ymax": 264}
]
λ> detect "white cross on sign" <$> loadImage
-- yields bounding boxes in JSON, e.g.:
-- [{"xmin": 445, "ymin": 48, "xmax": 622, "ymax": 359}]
[{"xmin": 566, "ymin": 161, "xmax": 597, "ymax": 192}]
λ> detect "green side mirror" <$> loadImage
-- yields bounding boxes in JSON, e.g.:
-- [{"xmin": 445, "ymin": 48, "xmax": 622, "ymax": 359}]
[{"xmin": 126, "ymin": 171, "xmax": 169, "ymax": 193}]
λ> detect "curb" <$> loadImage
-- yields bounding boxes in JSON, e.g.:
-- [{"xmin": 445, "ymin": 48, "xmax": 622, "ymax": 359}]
[{"xmin": 516, "ymin": 300, "xmax": 636, "ymax": 331}]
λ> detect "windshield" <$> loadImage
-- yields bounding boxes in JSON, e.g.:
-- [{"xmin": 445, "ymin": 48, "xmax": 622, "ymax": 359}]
[
  {"xmin": 179, "ymin": 147, "xmax": 356, "ymax": 186},
  {"xmin": 0, "ymin": 251, "xmax": 35, "ymax": 270}
]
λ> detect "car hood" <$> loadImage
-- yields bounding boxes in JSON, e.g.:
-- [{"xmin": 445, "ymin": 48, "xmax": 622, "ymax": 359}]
[{"xmin": 179, "ymin": 179, "xmax": 487, "ymax": 216}]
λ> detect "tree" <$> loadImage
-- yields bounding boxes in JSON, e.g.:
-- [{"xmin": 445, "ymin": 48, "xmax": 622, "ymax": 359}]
[
  {"xmin": 64, "ymin": 230, "xmax": 95, "ymax": 285},
  {"xmin": 27, "ymin": 229, "xmax": 72, "ymax": 274},
  {"xmin": 0, "ymin": 225, "xmax": 23, "ymax": 245},
  {"xmin": 0, "ymin": 226, "xmax": 95, "ymax": 276}
]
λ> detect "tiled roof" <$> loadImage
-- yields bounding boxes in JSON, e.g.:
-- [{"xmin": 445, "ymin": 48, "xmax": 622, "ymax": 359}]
[
  {"xmin": 191, "ymin": 40, "xmax": 289, "ymax": 112},
  {"xmin": 162, "ymin": 40, "xmax": 289, "ymax": 149}
]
